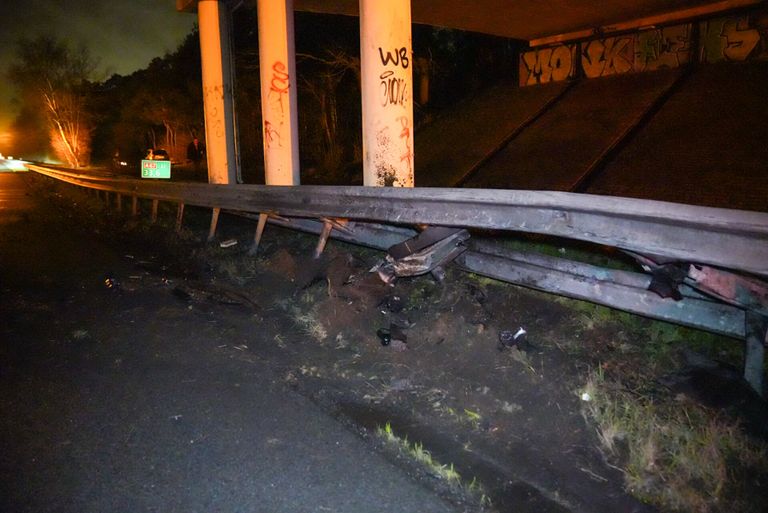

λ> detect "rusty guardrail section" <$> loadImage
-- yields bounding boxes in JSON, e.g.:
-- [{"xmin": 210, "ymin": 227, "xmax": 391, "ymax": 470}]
[{"xmin": 27, "ymin": 163, "xmax": 768, "ymax": 392}]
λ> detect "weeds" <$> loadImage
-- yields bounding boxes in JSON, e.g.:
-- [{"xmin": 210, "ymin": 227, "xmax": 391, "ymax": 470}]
[
  {"xmin": 581, "ymin": 369, "xmax": 768, "ymax": 513},
  {"xmin": 376, "ymin": 422, "xmax": 491, "ymax": 507},
  {"xmin": 293, "ymin": 308, "xmax": 328, "ymax": 342}
]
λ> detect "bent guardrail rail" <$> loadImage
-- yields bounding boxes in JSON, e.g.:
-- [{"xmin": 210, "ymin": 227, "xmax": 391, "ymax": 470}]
[
  {"xmin": 26, "ymin": 163, "xmax": 768, "ymax": 394},
  {"xmin": 27, "ymin": 164, "xmax": 768, "ymax": 277}
]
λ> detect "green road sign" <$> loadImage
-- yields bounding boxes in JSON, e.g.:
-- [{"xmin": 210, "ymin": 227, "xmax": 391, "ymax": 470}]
[{"xmin": 141, "ymin": 160, "xmax": 171, "ymax": 179}]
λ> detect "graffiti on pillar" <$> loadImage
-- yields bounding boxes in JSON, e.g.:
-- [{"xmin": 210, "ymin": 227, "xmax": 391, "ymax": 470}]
[
  {"xmin": 519, "ymin": 45, "xmax": 576, "ymax": 86},
  {"xmin": 699, "ymin": 15, "xmax": 763, "ymax": 63},
  {"xmin": 370, "ymin": 44, "xmax": 413, "ymax": 187},
  {"xmin": 379, "ymin": 47, "xmax": 410, "ymax": 107},
  {"xmin": 263, "ymin": 120, "xmax": 281, "ymax": 149},
  {"xmin": 378, "ymin": 47, "xmax": 410, "ymax": 68},
  {"xmin": 581, "ymin": 37, "xmax": 634, "ymax": 78},
  {"xmin": 634, "ymin": 24, "xmax": 692, "ymax": 72},
  {"xmin": 203, "ymin": 84, "xmax": 226, "ymax": 138},
  {"xmin": 265, "ymin": 61, "xmax": 290, "ymax": 149},
  {"xmin": 397, "ymin": 115, "xmax": 414, "ymax": 171},
  {"xmin": 380, "ymin": 71, "xmax": 409, "ymax": 107},
  {"xmin": 268, "ymin": 61, "xmax": 290, "ymax": 114}
]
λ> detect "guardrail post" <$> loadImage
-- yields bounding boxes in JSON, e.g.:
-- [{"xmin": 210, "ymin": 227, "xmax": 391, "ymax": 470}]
[
  {"xmin": 313, "ymin": 218, "xmax": 350, "ymax": 258},
  {"xmin": 360, "ymin": 0, "xmax": 414, "ymax": 187},
  {"xmin": 745, "ymin": 312, "xmax": 767, "ymax": 397},
  {"xmin": 131, "ymin": 195, "xmax": 138, "ymax": 217},
  {"xmin": 208, "ymin": 207, "xmax": 221, "ymax": 241},
  {"xmin": 258, "ymin": 0, "xmax": 300, "ymax": 185},
  {"xmin": 176, "ymin": 203, "xmax": 185, "ymax": 233},
  {"xmin": 314, "ymin": 220, "xmax": 334, "ymax": 259},
  {"xmin": 151, "ymin": 199, "xmax": 159, "ymax": 223},
  {"xmin": 116, "ymin": 193, "xmax": 122, "ymax": 212},
  {"xmin": 198, "ymin": 0, "xmax": 239, "ymax": 184},
  {"xmin": 250, "ymin": 213, "xmax": 269, "ymax": 255}
]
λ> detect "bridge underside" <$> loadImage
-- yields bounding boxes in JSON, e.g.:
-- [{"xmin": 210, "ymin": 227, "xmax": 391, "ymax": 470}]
[
  {"xmin": 293, "ymin": 0, "xmax": 756, "ymax": 41},
  {"xmin": 176, "ymin": 0, "xmax": 759, "ymax": 42}
]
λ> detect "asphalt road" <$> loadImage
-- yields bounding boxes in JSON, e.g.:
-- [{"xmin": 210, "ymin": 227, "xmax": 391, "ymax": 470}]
[
  {"xmin": 0, "ymin": 173, "xmax": 456, "ymax": 513},
  {"xmin": 0, "ymin": 158, "xmax": 28, "ymax": 172}
]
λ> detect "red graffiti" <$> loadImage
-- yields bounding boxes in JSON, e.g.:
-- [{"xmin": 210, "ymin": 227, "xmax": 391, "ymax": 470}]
[
  {"xmin": 397, "ymin": 116, "xmax": 413, "ymax": 170},
  {"xmin": 269, "ymin": 61, "xmax": 290, "ymax": 113}
]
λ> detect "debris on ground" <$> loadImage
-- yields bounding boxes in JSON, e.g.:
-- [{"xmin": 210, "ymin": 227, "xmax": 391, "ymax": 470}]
[
  {"xmin": 497, "ymin": 327, "xmax": 527, "ymax": 351},
  {"xmin": 373, "ymin": 227, "xmax": 470, "ymax": 284}
]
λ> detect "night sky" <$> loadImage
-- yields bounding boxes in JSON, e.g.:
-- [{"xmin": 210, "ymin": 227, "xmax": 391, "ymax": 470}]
[{"xmin": 0, "ymin": 0, "xmax": 197, "ymax": 150}]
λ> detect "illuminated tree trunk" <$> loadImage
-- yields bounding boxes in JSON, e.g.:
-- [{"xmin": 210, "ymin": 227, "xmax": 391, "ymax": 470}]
[{"xmin": 43, "ymin": 89, "xmax": 89, "ymax": 168}]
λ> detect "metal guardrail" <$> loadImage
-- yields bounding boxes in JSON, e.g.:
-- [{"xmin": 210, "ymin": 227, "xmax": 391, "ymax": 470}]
[
  {"xmin": 27, "ymin": 163, "xmax": 768, "ymax": 394},
  {"xmin": 27, "ymin": 164, "xmax": 768, "ymax": 278}
]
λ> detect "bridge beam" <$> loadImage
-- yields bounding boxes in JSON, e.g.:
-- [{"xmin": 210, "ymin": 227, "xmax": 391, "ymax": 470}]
[
  {"xmin": 197, "ymin": 0, "xmax": 240, "ymax": 184},
  {"xmin": 258, "ymin": 0, "xmax": 301, "ymax": 185},
  {"xmin": 359, "ymin": 0, "xmax": 414, "ymax": 187}
]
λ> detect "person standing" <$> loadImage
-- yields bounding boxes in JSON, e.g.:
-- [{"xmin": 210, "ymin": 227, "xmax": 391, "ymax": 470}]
[{"xmin": 187, "ymin": 137, "xmax": 205, "ymax": 174}]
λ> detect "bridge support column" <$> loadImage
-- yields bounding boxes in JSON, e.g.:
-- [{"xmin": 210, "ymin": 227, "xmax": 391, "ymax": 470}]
[
  {"xmin": 258, "ymin": 0, "xmax": 300, "ymax": 185},
  {"xmin": 359, "ymin": 0, "xmax": 414, "ymax": 187},
  {"xmin": 198, "ymin": 0, "xmax": 239, "ymax": 184}
]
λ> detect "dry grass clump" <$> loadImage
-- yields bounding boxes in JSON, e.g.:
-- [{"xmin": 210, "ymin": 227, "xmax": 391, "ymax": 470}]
[{"xmin": 582, "ymin": 370, "xmax": 768, "ymax": 513}]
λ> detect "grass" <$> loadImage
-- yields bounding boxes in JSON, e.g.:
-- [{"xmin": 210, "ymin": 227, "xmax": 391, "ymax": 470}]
[
  {"xmin": 293, "ymin": 307, "xmax": 329, "ymax": 342},
  {"xmin": 376, "ymin": 422, "xmax": 490, "ymax": 507},
  {"xmin": 581, "ymin": 368, "xmax": 768, "ymax": 513}
]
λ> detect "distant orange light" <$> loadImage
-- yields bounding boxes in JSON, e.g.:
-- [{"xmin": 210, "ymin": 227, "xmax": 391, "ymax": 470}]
[{"xmin": 0, "ymin": 129, "xmax": 12, "ymax": 148}]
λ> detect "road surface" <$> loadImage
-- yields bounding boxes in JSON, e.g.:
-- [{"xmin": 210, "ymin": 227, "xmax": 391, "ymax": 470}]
[{"xmin": 0, "ymin": 172, "xmax": 456, "ymax": 513}]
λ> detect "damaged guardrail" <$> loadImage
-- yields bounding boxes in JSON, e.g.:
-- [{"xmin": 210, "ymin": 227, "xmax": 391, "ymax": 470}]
[
  {"xmin": 26, "ymin": 164, "xmax": 768, "ymax": 277},
  {"xmin": 26, "ymin": 163, "xmax": 768, "ymax": 394}
]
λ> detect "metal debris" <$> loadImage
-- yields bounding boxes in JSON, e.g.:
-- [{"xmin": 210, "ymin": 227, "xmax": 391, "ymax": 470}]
[{"xmin": 374, "ymin": 227, "xmax": 470, "ymax": 284}]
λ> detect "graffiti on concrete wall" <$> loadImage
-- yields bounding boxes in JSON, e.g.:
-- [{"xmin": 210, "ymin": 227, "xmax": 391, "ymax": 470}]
[
  {"xmin": 634, "ymin": 24, "xmax": 692, "ymax": 72},
  {"xmin": 519, "ymin": 45, "xmax": 577, "ymax": 86},
  {"xmin": 519, "ymin": 8, "xmax": 767, "ymax": 87},
  {"xmin": 581, "ymin": 36, "xmax": 635, "ymax": 78},
  {"xmin": 699, "ymin": 15, "xmax": 764, "ymax": 63}
]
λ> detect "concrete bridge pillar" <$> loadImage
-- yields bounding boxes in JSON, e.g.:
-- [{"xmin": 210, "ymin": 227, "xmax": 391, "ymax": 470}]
[
  {"xmin": 359, "ymin": 0, "xmax": 415, "ymax": 187},
  {"xmin": 257, "ymin": 0, "xmax": 301, "ymax": 185},
  {"xmin": 197, "ymin": 0, "xmax": 240, "ymax": 184}
]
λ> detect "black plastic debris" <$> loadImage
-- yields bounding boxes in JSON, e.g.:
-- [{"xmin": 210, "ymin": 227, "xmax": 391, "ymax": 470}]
[
  {"xmin": 386, "ymin": 295, "xmax": 404, "ymax": 313},
  {"xmin": 648, "ymin": 263, "xmax": 688, "ymax": 300},
  {"xmin": 376, "ymin": 328, "xmax": 391, "ymax": 346},
  {"xmin": 377, "ymin": 323, "xmax": 408, "ymax": 350},
  {"xmin": 498, "ymin": 327, "xmax": 527, "ymax": 351}
]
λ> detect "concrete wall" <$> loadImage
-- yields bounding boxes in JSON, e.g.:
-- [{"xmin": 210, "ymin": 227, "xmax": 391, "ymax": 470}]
[{"xmin": 520, "ymin": 8, "xmax": 767, "ymax": 86}]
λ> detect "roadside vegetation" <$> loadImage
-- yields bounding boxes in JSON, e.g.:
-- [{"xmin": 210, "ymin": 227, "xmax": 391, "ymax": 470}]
[
  {"xmin": 561, "ymin": 297, "xmax": 768, "ymax": 513},
  {"xmin": 377, "ymin": 422, "xmax": 492, "ymax": 509}
]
